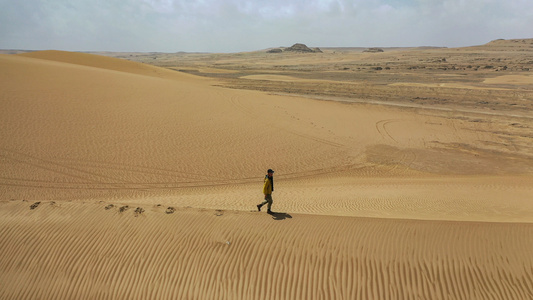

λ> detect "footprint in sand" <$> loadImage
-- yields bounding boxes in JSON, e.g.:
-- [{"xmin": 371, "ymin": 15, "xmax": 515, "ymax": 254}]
[
  {"xmin": 30, "ymin": 202, "xmax": 41, "ymax": 210},
  {"xmin": 119, "ymin": 206, "xmax": 129, "ymax": 213},
  {"xmin": 105, "ymin": 204, "xmax": 115, "ymax": 210},
  {"xmin": 215, "ymin": 210, "xmax": 223, "ymax": 216},
  {"xmin": 134, "ymin": 207, "xmax": 145, "ymax": 217},
  {"xmin": 165, "ymin": 207, "xmax": 176, "ymax": 214},
  {"xmin": 48, "ymin": 201, "xmax": 60, "ymax": 208}
]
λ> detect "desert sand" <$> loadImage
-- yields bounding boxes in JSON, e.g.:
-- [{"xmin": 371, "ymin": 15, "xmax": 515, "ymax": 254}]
[{"xmin": 1, "ymin": 40, "xmax": 533, "ymax": 299}]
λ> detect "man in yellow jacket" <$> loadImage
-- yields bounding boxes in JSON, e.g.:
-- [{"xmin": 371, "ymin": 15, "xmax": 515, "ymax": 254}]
[{"xmin": 257, "ymin": 169, "xmax": 274, "ymax": 214}]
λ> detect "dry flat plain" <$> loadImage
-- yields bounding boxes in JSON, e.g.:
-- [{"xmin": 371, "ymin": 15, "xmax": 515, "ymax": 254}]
[{"xmin": 1, "ymin": 39, "xmax": 533, "ymax": 299}]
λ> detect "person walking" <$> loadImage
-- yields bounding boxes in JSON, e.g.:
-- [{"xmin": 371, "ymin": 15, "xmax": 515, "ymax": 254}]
[{"xmin": 257, "ymin": 169, "xmax": 274, "ymax": 214}]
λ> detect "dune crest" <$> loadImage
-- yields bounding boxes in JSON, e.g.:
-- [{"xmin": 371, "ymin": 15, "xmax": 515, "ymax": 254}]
[
  {"xmin": 16, "ymin": 50, "xmax": 202, "ymax": 81},
  {"xmin": 1, "ymin": 201, "xmax": 532, "ymax": 299}
]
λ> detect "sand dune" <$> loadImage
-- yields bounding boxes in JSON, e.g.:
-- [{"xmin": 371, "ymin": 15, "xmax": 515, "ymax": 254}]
[
  {"xmin": 1, "ymin": 201, "xmax": 532, "ymax": 299},
  {"xmin": 1, "ymin": 50, "xmax": 533, "ymax": 299},
  {"xmin": 17, "ymin": 50, "xmax": 186, "ymax": 79}
]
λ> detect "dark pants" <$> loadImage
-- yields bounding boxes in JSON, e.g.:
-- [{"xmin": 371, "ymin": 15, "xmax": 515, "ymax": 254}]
[{"xmin": 260, "ymin": 194, "xmax": 273, "ymax": 210}]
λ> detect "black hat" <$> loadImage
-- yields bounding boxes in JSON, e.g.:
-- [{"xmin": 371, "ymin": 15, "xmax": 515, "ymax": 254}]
[{"xmin": 267, "ymin": 169, "xmax": 275, "ymax": 173}]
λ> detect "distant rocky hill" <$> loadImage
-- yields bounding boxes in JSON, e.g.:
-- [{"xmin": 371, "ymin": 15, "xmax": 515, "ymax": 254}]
[
  {"xmin": 286, "ymin": 43, "xmax": 322, "ymax": 53},
  {"xmin": 469, "ymin": 38, "xmax": 533, "ymax": 51},
  {"xmin": 486, "ymin": 38, "xmax": 533, "ymax": 46},
  {"xmin": 267, "ymin": 43, "xmax": 322, "ymax": 53}
]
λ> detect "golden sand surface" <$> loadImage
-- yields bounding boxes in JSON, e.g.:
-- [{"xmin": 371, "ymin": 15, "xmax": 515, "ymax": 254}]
[{"xmin": 1, "ymin": 41, "xmax": 533, "ymax": 299}]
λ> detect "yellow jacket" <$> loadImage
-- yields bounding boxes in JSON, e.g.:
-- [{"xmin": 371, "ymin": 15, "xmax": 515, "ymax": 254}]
[{"xmin": 263, "ymin": 176, "xmax": 273, "ymax": 195}]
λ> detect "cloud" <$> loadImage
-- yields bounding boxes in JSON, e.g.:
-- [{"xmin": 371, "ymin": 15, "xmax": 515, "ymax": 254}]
[{"xmin": 0, "ymin": 0, "xmax": 531, "ymax": 52}]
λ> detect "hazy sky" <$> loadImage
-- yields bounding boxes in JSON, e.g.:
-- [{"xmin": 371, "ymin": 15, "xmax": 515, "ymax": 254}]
[{"xmin": 1, "ymin": 0, "xmax": 532, "ymax": 52}]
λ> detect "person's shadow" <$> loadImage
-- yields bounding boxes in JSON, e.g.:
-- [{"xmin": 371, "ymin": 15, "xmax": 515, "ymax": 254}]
[{"xmin": 269, "ymin": 211, "xmax": 292, "ymax": 220}]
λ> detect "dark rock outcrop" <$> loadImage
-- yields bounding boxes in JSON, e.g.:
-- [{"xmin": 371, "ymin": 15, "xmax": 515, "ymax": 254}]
[
  {"xmin": 363, "ymin": 48, "xmax": 384, "ymax": 53},
  {"xmin": 285, "ymin": 43, "xmax": 318, "ymax": 53}
]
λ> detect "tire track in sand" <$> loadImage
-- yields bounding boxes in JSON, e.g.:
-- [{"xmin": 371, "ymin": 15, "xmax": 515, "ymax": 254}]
[{"xmin": 375, "ymin": 119, "xmax": 401, "ymax": 143}]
